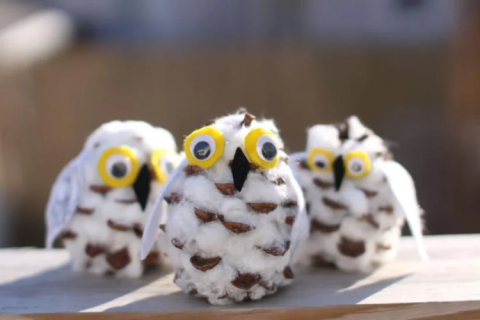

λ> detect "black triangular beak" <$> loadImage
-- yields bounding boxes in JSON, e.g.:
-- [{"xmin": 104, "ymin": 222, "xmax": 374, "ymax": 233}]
[
  {"xmin": 333, "ymin": 156, "xmax": 345, "ymax": 191},
  {"xmin": 231, "ymin": 148, "xmax": 251, "ymax": 192},
  {"xmin": 133, "ymin": 164, "xmax": 151, "ymax": 211}
]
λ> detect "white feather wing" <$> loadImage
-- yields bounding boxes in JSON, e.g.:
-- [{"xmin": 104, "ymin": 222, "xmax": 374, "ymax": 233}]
[
  {"xmin": 45, "ymin": 153, "xmax": 86, "ymax": 248},
  {"xmin": 379, "ymin": 160, "xmax": 429, "ymax": 261},
  {"xmin": 141, "ymin": 156, "xmax": 187, "ymax": 260},
  {"xmin": 287, "ymin": 166, "xmax": 310, "ymax": 262}
]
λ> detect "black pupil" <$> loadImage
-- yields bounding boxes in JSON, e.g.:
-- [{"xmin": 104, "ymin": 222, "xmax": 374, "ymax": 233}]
[
  {"xmin": 111, "ymin": 162, "xmax": 127, "ymax": 178},
  {"xmin": 194, "ymin": 141, "xmax": 211, "ymax": 160},
  {"xmin": 261, "ymin": 142, "xmax": 277, "ymax": 160},
  {"xmin": 315, "ymin": 161, "xmax": 326, "ymax": 168},
  {"xmin": 352, "ymin": 163, "xmax": 362, "ymax": 172}
]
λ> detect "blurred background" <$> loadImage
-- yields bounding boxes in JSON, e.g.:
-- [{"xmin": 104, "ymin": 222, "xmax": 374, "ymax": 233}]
[{"xmin": 0, "ymin": 0, "xmax": 477, "ymax": 247}]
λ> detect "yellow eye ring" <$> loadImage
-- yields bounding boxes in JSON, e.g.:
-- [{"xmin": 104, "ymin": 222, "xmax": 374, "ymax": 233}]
[
  {"xmin": 307, "ymin": 148, "xmax": 335, "ymax": 172},
  {"xmin": 345, "ymin": 150, "xmax": 372, "ymax": 179},
  {"xmin": 244, "ymin": 128, "xmax": 279, "ymax": 169},
  {"xmin": 98, "ymin": 146, "xmax": 140, "ymax": 188},
  {"xmin": 151, "ymin": 149, "xmax": 178, "ymax": 184},
  {"xmin": 184, "ymin": 126, "xmax": 224, "ymax": 169}
]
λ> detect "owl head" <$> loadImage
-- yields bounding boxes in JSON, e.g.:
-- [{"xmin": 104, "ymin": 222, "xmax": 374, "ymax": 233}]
[
  {"xmin": 183, "ymin": 109, "xmax": 284, "ymax": 191},
  {"xmin": 304, "ymin": 124, "xmax": 342, "ymax": 182},
  {"xmin": 81, "ymin": 120, "xmax": 178, "ymax": 210},
  {"xmin": 330, "ymin": 117, "xmax": 391, "ymax": 191},
  {"xmin": 303, "ymin": 116, "xmax": 365, "ymax": 185},
  {"xmin": 303, "ymin": 115, "xmax": 390, "ymax": 190}
]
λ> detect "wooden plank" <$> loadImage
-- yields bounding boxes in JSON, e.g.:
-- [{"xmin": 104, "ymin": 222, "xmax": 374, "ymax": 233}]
[
  {"xmin": 0, "ymin": 235, "xmax": 480, "ymax": 316},
  {"xmin": 0, "ymin": 302, "xmax": 477, "ymax": 320},
  {"xmin": 450, "ymin": 0, "xmax": 480, "ymax": 122}
]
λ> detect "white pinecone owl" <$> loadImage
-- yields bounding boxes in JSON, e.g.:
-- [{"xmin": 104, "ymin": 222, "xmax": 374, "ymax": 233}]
[
  {"xmin": 45, "ymin": 120, "xmax": 179, "ymax": 278},
  {"xmin": 141, "ymin": 110, "xmax": 309, "ymax": 305},
  {"xmin": 291, "ymin": 116, "xmax": 428, "ymax": 273}
]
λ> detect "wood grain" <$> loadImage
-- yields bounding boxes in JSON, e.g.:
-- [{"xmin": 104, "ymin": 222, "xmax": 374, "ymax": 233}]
[
  {"xmin": 4, "ymin": 302, "xmax": 480, "ymax": 320},
  {"xmin": 1, "ymin": 235, "xmax": 480, "ymax": 317}
]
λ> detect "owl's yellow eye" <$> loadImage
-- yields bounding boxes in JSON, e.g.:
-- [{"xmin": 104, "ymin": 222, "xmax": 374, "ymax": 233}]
[
  {"xmin": 345, "ymin": 150, "xmax": 371, "ymax": 179},
  {"xmin": 151, "ymin": 150, "xmax": 179, "ymax": 184},
  {"xmin": 184, "ymin": 126, "xmax": 224, "ymax": 169},
  {"xmin": 307, "ymin": 148, "xmax": 334, "ymax": 172},
  {"xmin": 98, "ymin": 146, "xmax": 140, "ymax": 188},
  {"xmin": 244, "ymin": 128, "xmax": 279, "ymax": 169}
]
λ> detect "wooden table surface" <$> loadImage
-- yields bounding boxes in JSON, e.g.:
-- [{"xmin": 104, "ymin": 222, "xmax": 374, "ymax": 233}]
[{"xmin": 1, "ymin": 235, "xmax": 480, "ymax": 319}]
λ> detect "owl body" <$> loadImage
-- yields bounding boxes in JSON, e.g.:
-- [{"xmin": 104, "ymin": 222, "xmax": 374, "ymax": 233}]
[
  {"xmin": 292, "ymin": 116, "xmax": 426, "ymax": 272},
  {"xmin": 346, "ymin": 164, "xmax": 406, "ymax": 265},
  {"xmin": 142, "ymin": 111, "xmax": 308, "ymax": 305},
  {"xmin": 46, "ymin": 120, "xmax": 178, "ymax": 278}
]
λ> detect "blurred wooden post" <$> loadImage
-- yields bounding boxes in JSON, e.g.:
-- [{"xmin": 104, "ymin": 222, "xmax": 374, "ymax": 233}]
[
  {"xmin": 444, "ymin": 0, "xmax": 480, "ymax": 235},
  {"xmin": 450, "ymin": 0, "xmax": 480, "ymax": 123},
  {"xmin": 0, "ymin": 71, "xmax": 40, "ymax": 246},
  {"xmin": 0, "ymin": 6, "xmax": 75, "ymax": 247}
]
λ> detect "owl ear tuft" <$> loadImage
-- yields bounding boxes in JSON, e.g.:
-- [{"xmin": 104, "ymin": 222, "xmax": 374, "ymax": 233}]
[
  {"xmin": 383, "ymin": 139, "xmax": 398, "ymax": 149},
  {"xmin": 204, "ymin": 119, "xmax": 215, "ymax": 126},
  {"xmin": 241, "ymin": 113, "xmax": 256, "ymax": 127},
  {"xmin": 356, "ymin": 133, "xmax": 370, "ymax": 142},
  {"xmin": 236, "ymin": 107, "xmax": 248, "ymax": 114},
  {"xmin": 335, "ymin": 120, "xmax": 350, "ymax": 142}
]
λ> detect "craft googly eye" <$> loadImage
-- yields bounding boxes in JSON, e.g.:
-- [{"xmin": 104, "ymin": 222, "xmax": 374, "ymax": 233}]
[
  {"xmin": 244, "ymin": 127, "xmax": 279, "ymax": 169},
  {"xmin": 344, "ymin": 150, "xmax": 371, "ymax": 179},
  {"xmin": 307, "ymin": 148, "xmax": 334, "ymax": 172},
  {"xmin": 151, "ymin": 150, "xmax": 179, "ymax": 184},
  {"xmin": 184, "ymin": 126, "xmax": 224, "ymax": 169},
  {"xmin": 98, "ymin": 146, "xmax": 140, "ymax": 187}
]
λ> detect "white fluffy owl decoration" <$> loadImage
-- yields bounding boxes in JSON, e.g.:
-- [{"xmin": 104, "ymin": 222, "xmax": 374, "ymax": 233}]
[
  {"xmin": 45, "ymin": 120, "xmax": 179, "ymax": 278},
  {"xmin": 291, "ymin": 116, "xmax": 428, "ymax": 273},
  {"xmin": 141, "ymin": 110, "xmax": 309, "ymax": 305}
]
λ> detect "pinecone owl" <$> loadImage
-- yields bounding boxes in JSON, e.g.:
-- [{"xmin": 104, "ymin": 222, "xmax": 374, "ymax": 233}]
[
  {"xmin": 141, "ymin": 110, "xmax": 309, "ymax": 305},
  {"xmin": 291, "ymin": 116, "xmax": 428, "ymax": 273},
  {"xmin": 45, "ymin": 120, "xmax": 179, "ymax": 278}
]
